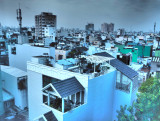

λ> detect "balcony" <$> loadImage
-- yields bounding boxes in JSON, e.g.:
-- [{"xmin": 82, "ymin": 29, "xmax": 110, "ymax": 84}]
[
  {"xmin": 42, "ymin": 76, "xmax": 85, "ymax": 113},
  {"xmin": 116, "ymin": 82, "xmax": 131, "ymax": 93},
  {"xmin": 43, "ymin": 92, "xmax": 84, "ymax": 113}
]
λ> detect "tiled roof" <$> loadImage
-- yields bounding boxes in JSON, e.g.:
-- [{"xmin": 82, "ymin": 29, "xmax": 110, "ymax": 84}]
[
  {"xmin": 53, "ymin": 77, "xmax": 84, "ymax": 98},
  {"xmin": 94, "ymin": 52, "xmax": 138, "ymax": 80},
  {"xmin": 44, "ymin": 111, "xmax": 57, "ymax": 121}
]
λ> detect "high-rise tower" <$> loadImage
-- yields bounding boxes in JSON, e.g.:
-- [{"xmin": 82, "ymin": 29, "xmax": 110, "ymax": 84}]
[{"xmin": 35, "ymin": 12, "xmax": 57, "ymax": 40}]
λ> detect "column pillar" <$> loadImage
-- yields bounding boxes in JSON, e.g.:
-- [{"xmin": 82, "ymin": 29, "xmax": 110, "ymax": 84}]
[
  {"xmin": 48, "ymin": 92, "xmax": 50, "ymax": 106},
  {"xmin": 62, "ymin": 98, "xmax": 64, "ymax": 113},
  {"xmin": 80, "ymin": 91, "xmax": 82, "ymax": 105},
  {"xmin": 75, "ymin": 93, "xmax": 76, "ymax": 105},
  {"xmin": 94, "ymin": 63, "xmax": 96, "ymax": 72}
]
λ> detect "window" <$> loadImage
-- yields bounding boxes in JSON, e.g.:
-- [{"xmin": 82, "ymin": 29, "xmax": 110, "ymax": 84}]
[
  {"xmin": 17, "ymin": 77, "xmax": 27, "ymax": 90},
  {"xmin": 116, "ymin": 72, "xmax": 131, "ymax": 93},
  {"xmin": 58, "ymin": 55, "xmax": 63, "ymax": 60},
  {"xmin": 42, "ymin": 75, "xmax": 60, "ymax": 87},
  {"xmin": 11, "ymin": 47, "xmax": 16, "ymax": 55},
  {"xmin": 43, "ymin": 95, "xmax": 48, "ymax": 104}
]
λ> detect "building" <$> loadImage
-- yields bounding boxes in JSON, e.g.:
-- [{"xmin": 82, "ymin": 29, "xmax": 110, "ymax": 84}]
[
  {"xmin": 0, "ymin": 70, "xmax": 4, "ymax": 115},
  {"xmin": 44, "ymin": 25, "xmax": 56, "ymax": 47},
  {"xmin": 101, "ymin": 23, "xmax": 114, "ymax": 33},
  {"xmin": 27, "ymin": 52, "xmax": 138, "ymax": 121},
  {"xmin": 55, "ymin": 49, "xmax": 70, "ymax": 60},
  {"xmin": 150, "ymin": 56, "xmax": 160, "ymax": 78},
  {"xmin": 101, "ymin": 23, "xmax": 108, "ymax": 33},
  {"xmin": 8, "ymin": 44, "xmax": 55, "ymax": 71},
  {"xmin": 117, "ymin": 28, "xmax": 125, "ymax": 36},
  {"xmin": 85, "ymin": 23, "xmax": 94, "ymax": 32},
  {"xmin": 107, "ymin": 23, "xmax": 114, "ymax": 33},
  {"xmin": 35, "ymin": 12, "xmax": 57, "ymax": 40},
  {"xmin": 0, "ymin": 65, "xmax": 28, "ymax": 110}
]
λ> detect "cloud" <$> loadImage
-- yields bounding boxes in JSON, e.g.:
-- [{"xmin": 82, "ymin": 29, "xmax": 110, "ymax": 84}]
[{"xmin": 0, "ymin": 0, "xmax": 160, "ymax": 31}]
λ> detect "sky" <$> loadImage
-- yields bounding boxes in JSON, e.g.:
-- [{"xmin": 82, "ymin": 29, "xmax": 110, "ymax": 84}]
[{"xmin": 0, "ymin": 0, "xmax": 160, "ymax": 32}]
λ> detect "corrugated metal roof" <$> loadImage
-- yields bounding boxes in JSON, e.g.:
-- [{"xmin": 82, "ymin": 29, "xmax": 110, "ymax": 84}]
[
  {"xmin": 52, "ymin": 77, "xmax": 84, "ymax": 98},
  {"xmin": 0, "ymin": 65, "xmax": 27, "ymax": 77},
  {"xmin": 44, "ymin": 111, "xmax": 57, "ymax": 121},
  {"xmin": 94, "ymin": 52, "xmax": 138, "ymax": 80}
]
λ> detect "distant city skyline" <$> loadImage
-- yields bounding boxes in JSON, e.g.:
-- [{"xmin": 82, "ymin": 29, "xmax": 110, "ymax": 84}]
[{"xmin": 1, "ymin": 0, "xmax": 160, "ymax": 32}]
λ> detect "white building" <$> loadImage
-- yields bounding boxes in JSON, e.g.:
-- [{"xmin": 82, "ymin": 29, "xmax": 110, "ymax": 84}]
[
  {"xmin": 8, "ymin": 44, "xmax": 55, "ymax": 71},
  {"xmin": 0, "ymin": 65, "xmax": 28, "ymax": 110},
  {"xmin": 55, "ymin": 49, "xmax": 70, "ymax": 60},
  {"xmin": 27, "ymin": 52, "xmax": 138, "ymax": 121},
  {"xmin": 44, "ymin": 26, "xmax": 56, "ymax": 46}
]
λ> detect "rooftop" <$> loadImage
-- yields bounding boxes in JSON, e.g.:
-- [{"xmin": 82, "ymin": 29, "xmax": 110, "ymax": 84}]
[
  {"xmin": 52, "ymin": 77, "xmax": 84, "ymax": 98},
  {"xmin": 94, "ymin": 52, "xmax": 138, "ymax": 80},
  {"xmin": 0, "ymin": 65, "xmax": 27, "ymax": 78}
]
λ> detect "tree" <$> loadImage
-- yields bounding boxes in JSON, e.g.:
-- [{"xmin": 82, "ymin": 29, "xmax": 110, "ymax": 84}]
[
  {"xmin": 138, "ymin": 77, "xmax": 154, "ymax": 93},
  {"xmin": 135, "ymin": 77, "xmax": 160, "ymax": 121},
  {"xmin": 116, "ymin": 77, "xmax": 160, "ymax": 121},
  {"xmin": 116, "ymin": 105, "xmax": 135, "ymax": 121}
]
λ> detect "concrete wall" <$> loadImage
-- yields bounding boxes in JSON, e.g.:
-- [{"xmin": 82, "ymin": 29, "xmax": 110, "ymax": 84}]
[
  {"xmin": 63, "ymin": 70, "xmax": 116, "ymax": 121},
  {"xmin": 112, "ymin": 81, "xmax": 133, "ymax": 120},
  {"xmin": 28, "ymin": 70, "xmax": 51, "ymax": 121},
  {"xmin": 63, "ymin": 104, "xmax": 89, "ymax": 121},
  {"xmin": 55, "ymin": 49, "xmax": 70, "ymax": 61},
  {"xmin": 87, "ymin": 70, "xmax": 116, "ymax": 121},
  {"xmin": 1, "ymin": 71, "xmax": 27, "ymax": 109},
  {"xmin": 0, "ymin": 70, "xmax": 4, "ymax": 115},
  {"xmin": 27, "ymin": 62, "xmax": 137, "ymax": 121},
  {"xmin": 8, "ymin": 44, "xmax": 54, "ymax": 71}
]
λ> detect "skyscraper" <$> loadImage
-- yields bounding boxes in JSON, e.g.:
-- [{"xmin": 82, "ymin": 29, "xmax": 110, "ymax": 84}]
[
  {"xmin": 35, "ymin": 12, "xmax": 57, "ymax": 40},
  {"xmin": 101, "ymin": 23, "xmax": 114, "ymax": 33},
  {"xmin": 85, "ymin": 23, "xmax": 94, "ymax": 32},
  {"xmin": 107, "ymin": 23, "xmax": 114, "ymax": 33},
  {"xmin": 101, "ymin": 23, "xmax": 108, "ymax": 33}
]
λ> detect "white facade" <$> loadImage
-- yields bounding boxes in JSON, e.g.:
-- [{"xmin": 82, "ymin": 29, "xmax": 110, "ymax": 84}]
[
  {"xmin": 0, "ymin": 65, "xmax": 28, "ymax": 110},
  {"xmin": 44, "ymin": 26, "xmax": 56, "ymax": 42},
  {"xmin": 55, "ymin": 49, "xmax": 70, "ymax": 60},
  {"xmin": 27, "ymin": 58, "xmax": 137, "ymax": 121},
  {"xmin": 27, "ymin": 61, "xmax": 88, "ymax": 121},
  {"xmin": 8, "ymin": 44, "xmax": 55, "ymax": 71},
  {"xmin": 18, "ymin": 35, "xmax": 29, "ymax": 44}
]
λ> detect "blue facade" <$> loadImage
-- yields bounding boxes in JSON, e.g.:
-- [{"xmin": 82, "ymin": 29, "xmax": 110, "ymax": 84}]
[
  {"xmin": 87, "ymin": 70, "xmax": 117, "ymax": 121},
  {"xmin": 63, "ymin": 70, "xmax": 117, "ymax": 121},
  {"xmin": 63, "ymin": 70, "xmax": 136, "ymax": 121}
]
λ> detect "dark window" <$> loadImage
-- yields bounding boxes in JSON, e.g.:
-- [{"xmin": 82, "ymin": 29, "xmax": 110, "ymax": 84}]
[
  {"xmin": 11, "ymin": 47, "xmax": 16, "ymax": 55},
  {"xmin": 43, "ymin": 95, "xmax": 48, "ymax": 104},
  {"xmin": 42, "ymin": 75, "xmax": 60, "ymax": 87},
  {"xmin": 58, "ymin": 55, "xmax": 63, "ymax": 60}
]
